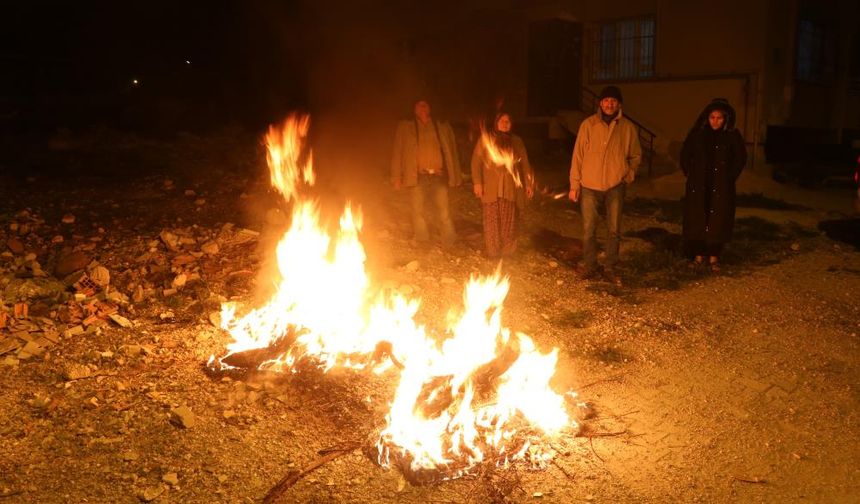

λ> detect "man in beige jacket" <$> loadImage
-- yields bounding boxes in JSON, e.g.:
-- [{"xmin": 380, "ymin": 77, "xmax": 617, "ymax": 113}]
[
  {"xmin": 391, "ymin": 99, "xmax": 462, "ymax": 245},
  {"xmin": 569, "ymin": 86, "xmax": 642, "ymax": 284}
]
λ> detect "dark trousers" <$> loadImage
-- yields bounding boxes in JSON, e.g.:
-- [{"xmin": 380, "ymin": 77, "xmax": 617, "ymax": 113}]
[
  {"xmin": 581, "ymin": 183, "xmax": 625, "ymax": 271},
  {"xmin": 685, "ymin": 240, "xmax": 724, "ymax": 258}
]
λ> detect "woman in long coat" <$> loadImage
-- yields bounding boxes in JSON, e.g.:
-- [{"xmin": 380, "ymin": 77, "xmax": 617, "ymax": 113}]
[
  {"xmin": 680, "ymin": 98, "xmax": 747, "ymax": 271},
  {"xmin": 471, "ymin": 112, "xmax": 535, "ymax": 258}
]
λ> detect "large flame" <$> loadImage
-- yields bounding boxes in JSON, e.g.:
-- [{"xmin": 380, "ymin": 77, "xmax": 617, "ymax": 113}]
[
  {"xmin": 215, "ymin": 114, "xmax": 574, "ymax": 477},
  {"xmin": 479, "ymin": 125, "xmax": 521, "ymax": 188}
]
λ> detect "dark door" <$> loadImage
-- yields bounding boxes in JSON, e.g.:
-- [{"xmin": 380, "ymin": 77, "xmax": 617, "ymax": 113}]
[{"xmin": 527, "ymin": 19, "xmax": 582, "ymax": 116}]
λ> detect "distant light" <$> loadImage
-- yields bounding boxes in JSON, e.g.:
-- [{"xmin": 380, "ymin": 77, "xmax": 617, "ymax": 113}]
[
  {"xmin": 132, "ymin": 78, "xmax": 139, "ymax": 86},
  {"xmin": 185, "ymin": 60, "xmax": 191, "ymax": 65}
]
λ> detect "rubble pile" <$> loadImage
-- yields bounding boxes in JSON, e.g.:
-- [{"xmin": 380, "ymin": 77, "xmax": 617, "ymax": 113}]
[{"xmin": 0, "ymin": 206, "xmax": 263, "ymax": 368}]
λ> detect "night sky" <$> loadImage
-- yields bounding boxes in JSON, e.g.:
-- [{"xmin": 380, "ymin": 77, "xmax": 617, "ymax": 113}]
[
  {"xmin": 1, "ymin": 1, "xmax": 493, "ymax": 133},
  {"xmin": 2, "ymin": 1, "xmax": 314, "ymax": 131}
]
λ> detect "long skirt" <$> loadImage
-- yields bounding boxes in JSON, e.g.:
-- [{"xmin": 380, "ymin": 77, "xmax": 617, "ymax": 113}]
[{"xmin": 483, "ymin": 199, "xmax": 518, "ymax": 258}]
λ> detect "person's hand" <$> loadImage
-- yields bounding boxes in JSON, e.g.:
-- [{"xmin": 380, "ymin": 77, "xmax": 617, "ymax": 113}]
[
  {"xmin": 473, "ymin": 183, "xmax": 483, "ymax": 198},
  {"xmin": 392, "ymin": 179, "xmax": 401, "ymax": 191},
  {"xmin": 526, "ymin": 185, "xmax": 534, "ymax": 199},
  {"xmin": 568, "ymin": 188, "xmax": 580, "ymax": 202}
]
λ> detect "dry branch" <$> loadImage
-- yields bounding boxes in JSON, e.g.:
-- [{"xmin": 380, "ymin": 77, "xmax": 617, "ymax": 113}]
[
  {"xmin": 262, "ymin": 443, "xmax": 361, "ymax": 504},
  {"xmin": 733, "ymin": 476, "xmax": 767, "ymax": 484}
]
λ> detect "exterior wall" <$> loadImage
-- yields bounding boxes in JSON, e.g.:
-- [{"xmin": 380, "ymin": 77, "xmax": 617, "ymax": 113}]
[
  {"xmin": 580, "ymin": 0, "xmax": 769, "ymax": 164},
  {"xmin": 584, "ymin": 77, "xmax": 750, "ymax": 161}
]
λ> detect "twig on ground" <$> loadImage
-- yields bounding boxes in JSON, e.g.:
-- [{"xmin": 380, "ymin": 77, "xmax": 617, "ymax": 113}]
[
  {"xmin": 580, "ymin": 429, "xmax": 628, "ymax": 438},
  {"xmin": 733, "ymin": 476, "xmax": 767, "ymax": 484},
  {"xmin": 578, "ymin": 373, "xmax": 627, "ymax": 390},
  {"xmin": 262, "ymin": 443, "xmax": 361, "ymax": 504},
  {"xmin": 588, "ymin": 437, "xmax": 606, "ymax": 464}
]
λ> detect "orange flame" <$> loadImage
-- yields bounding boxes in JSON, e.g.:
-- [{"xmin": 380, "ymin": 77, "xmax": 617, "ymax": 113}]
[
  {"xmin": 215, "ymin": 114, "xmax": 574, "ymax": 477},
  {"xmin": 266, "ymin": 113, "xmax": 315, "ymax": 202},
  {"xmin": 479, "ymin": 125, "xmax": 521, "ymax": 188}
]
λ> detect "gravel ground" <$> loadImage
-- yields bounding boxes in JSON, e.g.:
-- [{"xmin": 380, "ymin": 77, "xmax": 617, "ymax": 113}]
[{"xmin": 0, "ymin": 131, "xmax": 858, "ymax": 503}]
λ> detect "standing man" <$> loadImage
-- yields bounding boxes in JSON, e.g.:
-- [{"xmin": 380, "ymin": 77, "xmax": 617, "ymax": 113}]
[
  {"xmin": 569, "ymin": 86, "xmax": 642, "ymax": 285},
  {"xmin": 391, "ymin": 99, "xmax": 462, "ymax": 246}
]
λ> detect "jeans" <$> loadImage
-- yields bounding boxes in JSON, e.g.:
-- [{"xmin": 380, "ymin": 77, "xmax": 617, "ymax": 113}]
[
  {"xmin": 581, "ymin": 183, "xmax": 625, "ymax": 271},
  {"xmin": 410, "ymin": 174, "xmax": 456, "ymax": 245}
]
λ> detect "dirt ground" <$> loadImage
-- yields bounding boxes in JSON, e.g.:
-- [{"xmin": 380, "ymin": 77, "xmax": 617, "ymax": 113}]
[{"xmin": 0, "ymin": 131, "xmax": 858, "ymax": 503}]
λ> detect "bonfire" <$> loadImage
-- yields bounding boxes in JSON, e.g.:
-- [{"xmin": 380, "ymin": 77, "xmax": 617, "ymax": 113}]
[{"xmin": 209, "ymin": 114, "xmax": 576, "ymax": 485}]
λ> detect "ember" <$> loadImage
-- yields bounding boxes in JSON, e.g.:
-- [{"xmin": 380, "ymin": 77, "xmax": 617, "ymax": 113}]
[{"xmin": 211, "ymin": 114, "xmax": 575, "ymax": 481}]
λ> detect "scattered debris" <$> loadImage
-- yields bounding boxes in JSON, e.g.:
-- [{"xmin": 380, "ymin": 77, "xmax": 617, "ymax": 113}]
[{"xmin": 170, "ymin": 405, "xmax": 197, "ymax": 429}]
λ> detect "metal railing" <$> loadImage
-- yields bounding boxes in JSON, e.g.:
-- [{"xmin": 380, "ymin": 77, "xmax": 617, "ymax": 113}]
[{"xmin": 580, "ymin": 87, "xmax": 656, "ymax": 176}]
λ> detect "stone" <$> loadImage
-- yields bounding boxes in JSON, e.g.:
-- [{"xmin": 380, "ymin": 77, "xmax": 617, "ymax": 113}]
[
  {"xmin": 64, "ymin": 363, "xmax": 91, "ymax": 380},
  {"xmin": 109, "ymin": 314, "xmax": 133, "ymax": 328},
  {"xmin": 133, "ymin": 286, "xmax": 145, "ymax": 303},
  {"xmin": 4, "ymin": 278, "xmax": 66, "ymax": 301},
  {"xmin": 170, "ymin": 405, "xmax": 197, "ymax": 428},
  {"xmin": 61, "ymin": 214, "xmax": 76, "ymax": 224},
  {"xmin": 172, "ymin": 274, "xmax": 187, "ymax": 289},
  {"xmin": 19, "ymin": 340, "xmax": 43, "ymax": 357},
  {"xmin": 64, "ymin": 325, "xmax": 85, "ymax": 337},
  {"xmin": 790, "ymin": 242, "xmax": 801, "ymax": 252},
  {"xmin": 159, "ymin": 230, "xmax": 179, "ymax": 251},
  {"xmin": 162, "ymin": 472, "xmax": 179, "ymax": 486},
  {"xmin": 200, "ymin": 241, "xmax": 219, "ymax": 255},
  {"xmin": 55, "ymin": 251, "xmax": 90, "ymax": 277},
  {"xmin": 404, "ymin": 260, "xmax": 420, "ymax": 272},
  {"xmin": 139, "ymin": 485, "xmax": 164, "ymax": 502},
  {"xmin": 88, "ymin": 265, "xmax": 111, "ymax": 287},
  {"xmin": 6, "ymin": 238, "xmax": 25, "ymax": 255}
]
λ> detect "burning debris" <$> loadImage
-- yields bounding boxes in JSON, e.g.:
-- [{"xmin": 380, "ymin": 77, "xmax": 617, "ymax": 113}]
[{"xmin": 210, "ymin": 114, "xmax": 577, "ymax": 483}]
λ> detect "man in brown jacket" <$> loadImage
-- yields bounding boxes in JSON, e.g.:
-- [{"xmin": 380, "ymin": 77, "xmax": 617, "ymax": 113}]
[
  {"xmin": 391, "ymin": 99, "xmax": 462, "ymax": 245},
  {"xmin": 568, "ymin": 86, "xmax": 642, "ymax": 284}
]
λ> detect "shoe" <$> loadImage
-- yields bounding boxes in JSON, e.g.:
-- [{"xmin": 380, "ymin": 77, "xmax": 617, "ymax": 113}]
[
  {"xmin": 604, "ymin": 267, "xmax": 623, "ymax": 286},
  {"xmin": 576, "ymin": 266, "xmax": 600, "ymax": 281}
]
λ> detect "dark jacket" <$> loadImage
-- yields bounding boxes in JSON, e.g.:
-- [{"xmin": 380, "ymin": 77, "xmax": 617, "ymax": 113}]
[{"xmin": 680, "ymin": 99, "xmax": 747, "ymax": 244}]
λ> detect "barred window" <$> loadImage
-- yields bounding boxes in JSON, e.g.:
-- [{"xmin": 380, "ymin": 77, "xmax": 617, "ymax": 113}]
[
  {"xmin": 795, "ymin": 19, "xmax": 836, "ymax": 83},
  {"xmin": 592, "ymin": 16, "xmax": 655, "ymax": 81}
]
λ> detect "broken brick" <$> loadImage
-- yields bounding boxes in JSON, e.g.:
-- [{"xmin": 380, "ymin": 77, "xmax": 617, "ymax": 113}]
[{"xmin": 13, "ymin": 303, "xmax": 29, "ymax": 319}]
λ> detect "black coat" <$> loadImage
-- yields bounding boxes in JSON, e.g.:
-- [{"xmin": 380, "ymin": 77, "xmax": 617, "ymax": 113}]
[{"xmin": 680, "ymin": 101, "xmax": 747, "ymax": 245}]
